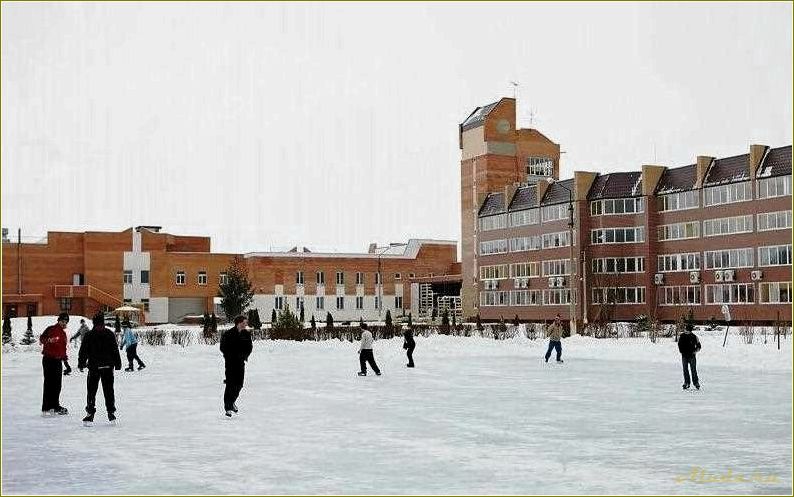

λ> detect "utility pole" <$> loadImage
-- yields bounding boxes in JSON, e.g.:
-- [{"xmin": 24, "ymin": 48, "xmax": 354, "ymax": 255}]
[{"xmin": 17, "ymin": 228, "xmax": 22, "ymax": 294}]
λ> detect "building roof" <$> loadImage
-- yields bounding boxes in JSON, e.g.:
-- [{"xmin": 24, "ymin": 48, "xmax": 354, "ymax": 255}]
[
  {"xmin": 757, "ymin": 145, "xmax": 792, "ymax": 178},
  {"xmin": 704, "ymin": 153, "xmax": 750, "ymax": 186},
  {"xmin": 461, "ymin": 100, "xmax": 500, "ymax": 132},
  {"xmin": 655, "ymin": 164, "xmax": 697, "ymax": 194},
  {"xmin": 541, "ymin": 178, "xmax": 575, "ymax": 205},
  {"xmin": 508, "ymin": 185, "xmax": 538, "ymax": 211},
  {"xmin": 244, "ymin": 239, "xmax": 456, "ymax": 260},
  {"xmin": 587, "ymin": 172, "xmax": 643, "ymax": 200},
  {"xmin": 478, "ymin": 192, "xmax": 506, "ymax": 216}
]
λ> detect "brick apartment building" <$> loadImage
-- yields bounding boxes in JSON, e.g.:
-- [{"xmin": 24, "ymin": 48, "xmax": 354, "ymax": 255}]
[
  {"xmin": 1, "ymin": 226, "xmax": 459, "ymax": 324},
  {"xmin": 463, "ymin": 97, "xmax": 792, "ymax": 326}
]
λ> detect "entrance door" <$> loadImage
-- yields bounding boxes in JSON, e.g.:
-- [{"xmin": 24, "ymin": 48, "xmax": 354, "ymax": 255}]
[{"xmin": 73, "ymin": 273, "xmax": 85, "ymax": 285}]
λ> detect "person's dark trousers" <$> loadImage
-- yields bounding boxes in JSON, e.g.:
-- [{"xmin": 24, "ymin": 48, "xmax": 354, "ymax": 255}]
[
  {"xmin": 359, "ymin": 349, "xmax": 381, "ymax": 374},
  {"xmin": 41, "ymin": 357, "xmax": 63, "ymax": 411},
  {"xmin": 544, "ymin": 340, "xmax": 562, "ymax": 362},
  {"xmin": 223, "ymin": 360, "xmax": 245, "ymax": 410},
  {"xmin": 86, "ymin": 367, "xmax": 115, "ymax": 414},
  {"xmin": 126, "ymin": 343, "xmax": 145, "ymax": 369},
  {"xmin": 406, "ymin": 345, "xmax": 415, "ymax": 367},
  {"xmin": 682, "ymin": 354, "xmax": 699, "ymax": 387}
]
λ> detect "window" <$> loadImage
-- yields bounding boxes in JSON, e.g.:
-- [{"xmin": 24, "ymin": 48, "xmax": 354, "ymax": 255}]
[
  {"xmin": 59, "ymin": 298, "xmax": 72, "ymax": 312},
  {"xmin": 509, "ymin": 209, "xmax": 539, "ymax": 227},
  {"xmin": 657, "ymin": 286, "xmax": 701, "ymax": 306},
  {"xmin": 592, "ymin": 257, "xmax": 645, "ymax": 274},
  {"xmin": 591, "ymin": 227, "xmax": 645, "ymax": 244},
  {"xmin": 590, "ymin": 198, "xmax": 644, "ymax": 216},
  {"xmin": 543, "ymin": 289, "xmax": 574, "ymax": 305},
  {"xmin": 478, "ymin": 214, "xmax": 507, "ymax": 232},
  {"xmin": 296, "ymin": 271, "xmax": 304, "ymax": 285},
  {"xmin": 336, "ymin": 271, "xmax": 344, "ymax": 285},
  {"xmin": 316, "ymin": 296, "xmax": 324, "ymax": 310},
  {"xmin": 219, "ymin": 272, "xmax": 228, "ymax": 285},
  {"xmin": 703, "ymin": 181, "xmax": 752, "ymax": 207},
  {"xmin": 591, "ymin": 287, "xmax": 646, "ymax": 304},
  {"xmin": 316, "ymin": 271, "xmax": 325, "ymax": 285},
  {"xmin": 759, "ymin": 244, "xmax": 793, "ymax": 267},
  {"xmin": 542, "ymin": 204, "xmax": 571, "ymax": 223},
  {"xmin": 375, "ymin": 296, "xmax": 381, "ymax": 309},
  {"xmin": 336, "ymin": 296, "xmax": 345, "ymax": 310},
  {"xmin": 295, "ymin": 297, "xmax": 304, "ymax": 311},
  {"xmin": 480, "ymin": 239, "xmax": 508, "ymax": 255},
  {"xmin": 356, "ymin": 272, "xmax": 364, "ymax": 285},
  {"xmin": 176, "ymin": 271, "xmax": 186, "ymax": 285},
  {"xmin": 657, "ymin": 253, "xmax": 700, "ymax": 272},
  {"xmin": 704, "ymin": 248, "xmax": 754, "ymax": 269},
  {"xmin": 274, "ymin": 296, "xmax": 284, "ymax": 310},
  {"xmin": 759, "ymin": 282, "xmax": 793, "ymax": 304},
  {"xmin": 394, "ymin": 296, "xmax": 403, "ymax": 309},
  {"xmin": 527, "ymin": 156, "xmax": 554, "ymax": 177},
  {"xmin": 356, "ymin": 296, "xmax": 364, "ymax": 310},
  {"xmin": 198, "ymin": 271, "xmax": 207, "ymax": 285},
  {"xmin": 510, "ymin": 262, "xmax": 540, "ymax": 278},
  {"xmin": 757, "ymin": 175, "xmax": 792, "ymax": 199},
  {"xmin": 479, "ymin": 291, "xmax": 509, "ymax": 306},
  {"xmin": 123, "ymin": 299, "xmax": 132, "ymax": 305},
  {"xmin": 758, "ymin": 211, "xmax": 793, "ymax": 232},
  {"xmin": 702, "ymin": 215, "xmax": 753, "ymax": 237},
  {"xmin": 510, "ymin": 235, "xmax": 542, "ymax": 252},
  {"xmin": 657, "ymin": 190, "xmax": 699, "ymax": 212},
  {"xmin": 542, "ymin": 231, "xmax": 573, "ymax": 249},
  {"xmin": 141, "ymin": 299, "xmax": 150, "ymax": 311},
  {"xmin": 140, "ymin": 270, "xmax": 150, "ymax": 285},
  {"xmin": 657, "ymin": 222, "xmax": 700, "ymax": 241},
  {"xmin": 375, "ymin": 272, "xmax": 382, "ymax": 285},
  {"xmin": 408, "ymin": 273, "xmax": 415, "ymax": 278},
  {"xmin": 705, "ymin": 284, "xmax": 755, "ymax": 304},
  {"xmin": 394, "ymin": 273, "xmax": 401, "ymax": 280},
  {"xmin": 123, "ymin": 270, "xmax": 133, "ymax": 284},
  {"xmin": 510, "ymin": 290, "xmax": 542, "ymax": 306},
  {"xmin": 542, "ymin": 259, "xmax": 572, "ymax": 277},
  {"xmin": 480, "ymin": 264, "xmax": 509, "ymax": 280}
]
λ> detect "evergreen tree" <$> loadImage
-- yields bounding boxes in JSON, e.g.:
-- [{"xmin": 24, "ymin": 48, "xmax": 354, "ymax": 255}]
[
  {"xmin": 247, "ymin": 308, "xmax": 256, "ymax": 328},
  {"xmin": 299, "ymin": 305, "xmax": 305, "ymax": 323},
  {"xmin": 513, "ymin": 314, "xmax": 520, "ymax": 327},
  {"xmin": 310, "ymin": 315, "xmax": 316, "ymax": 329},
  {"xmin": 431, "ymin": 307, "xmax": 437, "ymax": 323},
  {"xmin": 272, "ymin": 304, "xmax": 302, "ymax": 340},
  {"xmin": 385, "ymin": 309, "xmax": 393, "ymax": 338},
  {"xmin": 326, "ymin": 312, "xmax": 334, "ymax": 333},
  {"xmin": 452, "ymin": 312, "xmax": 457, "ymax": 329},
  {"xmin": 202, "ymin": 312, "xmax": 210, "ymax": 334},
  {"xmin": 218, "ymin": 256, "xmax": 254, "ymax": 320},
  {"xmin": 27, "ymin": 315, "xmax": 33, "ymax": 334},
  {"xmin": 407, "ymin": 312, "xmax": 412, "ymax": 328},
  {"xmin": 253, "ymin": 309, "xmax": 262, "ymax": 330},
  {"xmin": 359, "ymin": 317, "xmax": 365, "ymax": 328},
  {"xmin": 2, "ymin": 314, "xmax": 12, "ymax": 345},
  {"xmin": 271, "ymin": 309, "xmax": 277, "ymax": 325},
  {"xmin": 440, "ymin": 309, "xmax": 450, "ymax": 335},
  {"xmin": 476, "ymin": 313, "xmax": 484, "ymax": 332},
  {"xmin": 20, "ymin": 323, "xmax": 35, "ymax": 345},
  {"xmin": 210, "ymin": 313, "xmax": 218, "ymax": 334}
]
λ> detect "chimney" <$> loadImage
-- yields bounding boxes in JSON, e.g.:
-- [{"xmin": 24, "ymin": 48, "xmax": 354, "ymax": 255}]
[
  {"xmin": 574, "ymin": 171, "xmax": 598, "ymax": 200},
  {"xmin": 537, "ymin": 178, "xmax": 551, "ymax": 203},
  {"xmin": 749, "ymin": 144, "xmax": 768, "ymax": 178},
  {"xmin": 695, "ymin": 155, "xmax": 714, "ymax": 188},
  {"xmin": 641, "ymin": 165, "xmax": 666, "ymax": 196},
  {"xmin": 504, "ymin": 182, "xmax": 520, "ymax": 208}
]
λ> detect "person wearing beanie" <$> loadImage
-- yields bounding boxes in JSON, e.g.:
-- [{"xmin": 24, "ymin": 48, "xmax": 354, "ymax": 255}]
[
  {"xmin": 357, "ymin": 323, "xmax": 381, "ymax": 376},
  {"xmin": 39, "ymin": 312, "xmax": 70, "ymax": 415},
  {"xmin": 77, "ymin": 313, "xmax": 122, "ymax": 424},
  {"xmin": 119, "ymin": 318, "xmax": 145, "ymax": 371},
  {"xmin": 219, "ymin": 315, "xmax": 252, "ymax": 417},
  {"xmin": 678, "ymin": 324, "xmax": 702, "ymax": 390},
  {"xmin": 402, "ymin": 324, "xmax": 416, "ymax": 368}
]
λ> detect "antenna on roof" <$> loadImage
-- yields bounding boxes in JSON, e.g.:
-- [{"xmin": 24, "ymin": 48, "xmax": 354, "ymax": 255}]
[
  {"xmin": 509, "ymin": 81, "xmax": 519, "ymax": 99},
  {"xmin": 529, "ymin": 108, "xmax": 536, "ymax": 127}
]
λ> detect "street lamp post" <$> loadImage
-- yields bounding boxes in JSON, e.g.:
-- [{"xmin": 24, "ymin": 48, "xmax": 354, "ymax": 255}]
[{"xmin": 549, "ymin": 179, "xmax": 577, "ymax": 335}]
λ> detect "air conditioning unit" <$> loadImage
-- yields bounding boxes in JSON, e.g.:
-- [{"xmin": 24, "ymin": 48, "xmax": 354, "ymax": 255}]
[
  {"xmin": 556, "ymin": 276, "xmax": 566, "ymax": 287},
  {"xmin": 654, "ymin": 273, "xmax": 664, "ymax": 285},
  {"xmin": 689, "ymin": 271, "xmax": 700, "ymax": 284},
  {"xmin": 519, "ymin": 278, "xmax": 528, "ymax": 289},
  {"xmin": 751, "ymin": 270, "xmax": 763, "ymax": 281},
  {"xmin": 514, "ymin": 278, "xmax": 521, "ymax": 287},
  {"xmin": 492, "ymin": 280, "xmax": 499, "ymax": 289},
  {"xmin": 548, "ymin": 278, "xmax": 556, "ymax": 288},
  {"xmin": 714, "ymin": 270, "xmax": 724, "ymax": 282},
  {"xmin": 723, "ymin": 269, "xmax": 735, "ymax": 282}
]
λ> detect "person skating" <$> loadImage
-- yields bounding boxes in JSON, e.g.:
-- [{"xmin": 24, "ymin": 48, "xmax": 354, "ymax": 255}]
[
  {"xmin": 544, "ymin": 314, "xmax": 564, "ymax": 363},
  {"xmin": 402, "ymin": 324, "xmax": 415, "ymax": 368},
  {"xmin": 358, "ymin": 323, "xmax": 381, "ymax": 376},
  {"xmin": 678, "ymin": 324, "xmax": 702, "ymax": 390},
  {"xmin": 119, "ymin": 320, "xmax": 145, "ymax": 371},
  {"xmin": 220, "ymin": 315, "xmax": 252, "ymax": 417},
  {"xmin": 39, "ymin": 313, "xmax": 71, "ymax": 415},
  {"xmin": 78, "ymin": 313, "xmax": 122, "ymax": 424},
  {"xmin": 69, "ymin": 319, "xmax": 90, "ymax": 346}
]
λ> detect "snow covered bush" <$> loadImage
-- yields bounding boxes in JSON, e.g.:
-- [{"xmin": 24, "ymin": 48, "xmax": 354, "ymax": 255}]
[
  {"xmin": 2, "ymin": 315, "xmax": 12, "ymax": 345},
  {"xmin": 171, "ymin": 329, "xmax": 193, "ymax": 347},
  {"xmin": 140, "ymin": 329, "xmax": 166, "ymax": 346}
]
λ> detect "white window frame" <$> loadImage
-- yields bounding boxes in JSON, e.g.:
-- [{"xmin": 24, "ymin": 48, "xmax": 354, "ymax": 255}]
[
  {"xmin": 592, "ymin": 257, "xmax": 645, "ymax": 274},
  {"xmin": 757, "ymin": 175, "xmax": 792, "ymax": 199},
  {"xmin": 480, "ymin": 239, "xmax": 508, "ymax": 255},
  {"xmin": 394, "ymin": 296, "xmax": 403, "ymax": 309},
  {"xmin": 759, "ymin": 282, "xmax": 793, "ymax": 304},
  {"xmin": 316, "ymin": 296, "xmax": 324, "ymax": 310},
  {"xmin": 657, "ymin": 285, "xmax": 701, "ymax": 306},
  {"xmin": 479, "ymin": 214, "xmax": 508, "ymax": 232},
  {"xmin": 657, "ymin": 253, "xmax": 701, "ymax": 273},
  {"xmin": 274, "ymin": 296, "xmax": 284, "ymax": 310},
  {"xmin": 197, "ymin": 271, "xmax": 207, "ymax": 286},
  {"xmin": 123, "ymin": 270, "xmax": 133, "ymax": 284},
  {"xmin": 355, "ymin": 296, "xmax": 364, "ymax": 310},
  {"xmin": 705, "ymin": 283, "xmax": 755, "ymax": 304},
  {"xmin": 296, "ymin": 271, "xmax": 304, "ymax": 285},
  {"xmin": 527, "ymin": 157, "xmax": 554, "ymax": 177},
  {"xmin": 704, "ymin": 248, "xmax": 754, "ymax": 270},
  {"xmin": 509, "ymin": 209, "xmax": 539, "ymax": 227},
  {"xmin": 757, "ymin": 210, "xmax": 793, "ymax": 232},
  {"xmin": 590, "ymin": 227, "xmax": 645, "ymax": 245},
  {"xmin": 657, "ymin": 222, "xmax": 700, "ymax": 241},
  {"xmin": 703, "ymin": 181, "xmax": 752, "ymax": 207},
  {"xmin": 316, "ymin": 271, "xmax": 325, "ymax": 285},
  {"xmin": 657, "ymin": 190, "xmax": 699, "ymax": 212},
  {"xmin": 702, "ymin": 215, "xmax": 753, "ymax": 237},
  {"xmin": 480, "ymin": 264, "xmax": 509, "ymax": 280},
  {"xmin": 336, "ymin": 296, "xmax": 344, "ymax": 310},
  {"xmin": 759, "ymin": 244, "xmax": 793, "ymax": 267},
  {"xmin": 336, "ymin": 271, "xmax": 344, "ymax": 285},
  {"xmin": 356, "ymin": 272, "xmax": 364, "ymax": 285},
  {"xmin": 590, "ymin": 198, "xmax": 644, "ymax": 216},
  {"xmin": 176, "ymin": 271, "xmax": 186, "ymax": 286}
]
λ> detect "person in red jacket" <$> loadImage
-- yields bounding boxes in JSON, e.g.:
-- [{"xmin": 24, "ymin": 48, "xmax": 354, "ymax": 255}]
[{"xmin": 40, "ymin": 312, "xmax": 70, "ymax": 415}]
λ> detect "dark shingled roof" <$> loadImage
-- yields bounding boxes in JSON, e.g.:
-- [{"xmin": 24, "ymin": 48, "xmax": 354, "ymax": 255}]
[
  {"xmin": 541, "ymin": 178, "xmax": 575, "ymax": 205},
  {"xmin": 655, "ymin": 164, "xmax": 697, "ymax": 194},
  {"xmin": 758, "ymin": 145, "xmax": 792, "ymax": 178},
  {"xmin": 461, "ymin": 101, "xmax": 499, "ymax": 131},
  {"xmin": 508, "ymin": 185, "xmax": 538, "ymax": 211},
  {"xmin": 478, "ymin": 192, "xmax": 505, "ymax": 217},
  {"xmin": 587, "ymin": 172, "xmax": 643, "ymax": 200},
  {"xmin": 704, "ymin": 153, "xmax": 749, "ymax": 186}
]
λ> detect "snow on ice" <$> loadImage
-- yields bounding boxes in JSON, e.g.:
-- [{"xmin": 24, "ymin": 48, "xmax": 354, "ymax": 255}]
[{"xmin": 2, "ymin": 319, "xmax": 792, "ymax": 495}]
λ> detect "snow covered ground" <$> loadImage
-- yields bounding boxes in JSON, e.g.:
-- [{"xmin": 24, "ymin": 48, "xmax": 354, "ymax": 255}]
[{"xmin": 2, "ymin": 324, "xmax": 792, "ymax": 495}]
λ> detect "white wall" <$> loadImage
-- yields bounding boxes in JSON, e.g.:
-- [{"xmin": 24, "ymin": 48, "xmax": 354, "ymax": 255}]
[
  {"xmin": 148, "ymin": 297, "xmax": 168, "ymax": 324},
  {"xmin": 249, "ymin": 292, "xmax": 407, "ymax": 323}
]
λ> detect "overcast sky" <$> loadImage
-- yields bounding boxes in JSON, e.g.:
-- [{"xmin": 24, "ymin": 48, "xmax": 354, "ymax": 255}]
[{"xmin": 2, "ymin": 1, "xmax": 791, "ymax": 254}]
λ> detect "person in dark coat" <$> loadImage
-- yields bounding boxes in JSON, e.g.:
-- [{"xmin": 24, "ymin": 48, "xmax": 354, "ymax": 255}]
[
  {"xmin": 39, "ymin": 312, "xmax": 70, "ymax": 415},
  {"xmin": 78, "ymin": 314, "xmax": 122, "ymax": 423},
  {"xmin": 677, "ymin": 325, "xmax": 702, "ymax": 390},
  {"xmin": 220, "ymin": 315, "xmax": 252, "ymax": 417},
  {"xmin": 402, "ymin": 324, "xmax": 416, "ymax": 368}
]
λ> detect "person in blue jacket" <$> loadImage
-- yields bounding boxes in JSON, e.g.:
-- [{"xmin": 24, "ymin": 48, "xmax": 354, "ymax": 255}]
[{"xmin": 119, "ymin": 319, "xmax": 146, "ymax": 371}]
